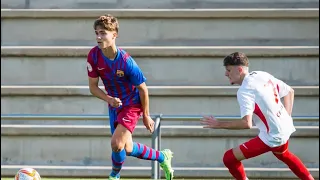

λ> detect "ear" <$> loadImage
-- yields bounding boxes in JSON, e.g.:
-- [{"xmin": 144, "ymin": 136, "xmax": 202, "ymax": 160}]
[
  {"xmin": 237, "ymin": 66, "xmax": 243, "ymax": 73},
  {"xmin": 113, "ymin": 32, "xmax": 118, "ymax": 39}
]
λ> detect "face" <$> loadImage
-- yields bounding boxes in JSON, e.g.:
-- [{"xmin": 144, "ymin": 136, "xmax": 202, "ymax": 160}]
[
  {"xmin": 95, "ymin": 26, "xmax": 117, "ymax": 48},
  {"xmin": 225, "ymin": 65, "xmax": 242, "ymax": 85}
]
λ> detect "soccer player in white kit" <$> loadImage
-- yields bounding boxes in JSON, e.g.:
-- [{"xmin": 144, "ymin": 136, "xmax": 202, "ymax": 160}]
[{"xmin": 201, "ymin": 52, "xmax": 314, "ymax": 180}]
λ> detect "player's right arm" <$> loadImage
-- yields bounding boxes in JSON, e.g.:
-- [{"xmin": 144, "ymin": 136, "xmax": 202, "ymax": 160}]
[
  {"xmin": 87, "ymin": 51, "xmax": 121, "ymax": 107},
  {"xmin": 88, "ymin": 77, "xmax": 110, "ymax": 102},
  {"xmin": 274, "ymin": 77, "xmax": 294, "ymax": 116}
]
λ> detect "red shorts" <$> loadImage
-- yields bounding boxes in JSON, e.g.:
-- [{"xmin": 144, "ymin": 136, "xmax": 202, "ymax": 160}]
[
  {"xmin": 115, "ymin": 104, "xmax": 142, "ymax": 133},
  {"xmin": 240, "ymin": 136, "xmax": 289, "ymax": 159}
]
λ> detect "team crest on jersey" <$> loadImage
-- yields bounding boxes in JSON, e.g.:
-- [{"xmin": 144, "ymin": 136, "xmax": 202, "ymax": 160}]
[{"xmin": 116, "ymin": 70, "xmax": 124, "ymax": 77}]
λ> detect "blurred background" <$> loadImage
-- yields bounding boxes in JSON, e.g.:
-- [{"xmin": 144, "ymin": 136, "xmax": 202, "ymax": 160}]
[{"xmin": 1, "ymin": 0, "xmax": 319, "ymax": 179}]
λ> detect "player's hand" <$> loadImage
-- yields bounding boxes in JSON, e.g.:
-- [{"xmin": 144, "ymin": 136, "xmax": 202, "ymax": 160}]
[
  {"xmin": 200, "ymin": 115, "xmax": 220, "ymax": 128},
  {"xmin": 108, "ymin": 97, "xmax": 122, "ymax": 108},
  {"xmin": 143, "ymin": 115, "xmax": 155, "ymax": 133}
]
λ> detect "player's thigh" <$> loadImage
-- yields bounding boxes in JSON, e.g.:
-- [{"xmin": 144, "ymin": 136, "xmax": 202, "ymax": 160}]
[
  {"xmin": 111, "ymin": 124, "xmax": 132, "ymax": 151},
  {"xmin": 235, "ymin": 136, "xmax": 271, "ymax": 160},
  {"xmin": 116, "ymin": 104, "xmax": 142, "ymax": 134},
  {"xmin": 124, "ymin": 134, "xmax": 134, "ymax": 155},
  {"xmin": 111, "ymin": 104, "xmax": 142, "ymax": 151}
]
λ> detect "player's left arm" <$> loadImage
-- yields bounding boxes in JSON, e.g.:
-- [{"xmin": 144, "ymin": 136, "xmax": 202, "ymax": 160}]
[
  {"xmin": 201, "ymin": 115, "xmax": 253, "ymax": 130},
  {"xmin": 219, "ymin": 115, "xmax": 253, "ymax": 129},
  {"xmin": 234, "ymin": 90, "xmax": 255, "ymax": 129},
  {"xmin": 201, "ymin": 90, "xmax": 254, "ymax": 130},
  {"xmin": 136, "ymin": 83, "xmax": 150, "ymax": 117},
  {"xmin": 274, "ymin": 77, "xmax": 294, "ymax": 116},
  {"xmin": 127, "ymin": 57, "xmax": 154, "ymax": 132},
  {"xmin": 126, "ymin": 57, "xmax": 150, "ymax": 116}
]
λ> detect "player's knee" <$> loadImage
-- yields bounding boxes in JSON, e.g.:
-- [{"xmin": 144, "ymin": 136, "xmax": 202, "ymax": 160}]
[
  {"xmin": 111, "ymin": 137, "xmax": 125, "ymax": 152},
  {"xmin": 273, "ymin": 150, "xmax": 290, "ymax": 161},
  {"xmin": 111, "ymin": 124, "xmax": 132, "ymax": 152},
  {"xmin": 124, "ymin": 142, "xmax": 133, "ymax": 155},
  {"xmin": 223, "ymin": 149, "xmax": 238, "ymax": 167}
]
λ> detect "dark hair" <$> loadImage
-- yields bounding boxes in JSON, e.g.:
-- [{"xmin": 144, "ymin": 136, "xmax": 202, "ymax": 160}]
[
  {"xmin": 93, "ymin": 14, "xmax": 119, "ymax": 33},
  {"xmin": 223, "ymin": 52, "xmax": 249, "ymax": 67}
]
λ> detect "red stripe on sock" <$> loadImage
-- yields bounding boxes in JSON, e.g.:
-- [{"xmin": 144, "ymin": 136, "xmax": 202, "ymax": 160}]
[
  {"xmin": 156, "ymin": 151, "xmax": 159, "ymax": 159},
  {"xmin": 139, "ymin": 145, "xmax": 147, "ymax": 158},
  {"xmin": 112, "ymin": 158, "xmax": 124, "ymax": 166},
  {"xmin": 148, "ymin": 149, "xmax": 153, "ymax": 160}
]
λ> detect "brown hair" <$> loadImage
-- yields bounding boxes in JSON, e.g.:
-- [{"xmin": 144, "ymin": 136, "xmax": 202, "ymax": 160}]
[
  {"xmin": 223, "ymin": 52, "xmax": 249, "ymax": 67},
  {"xmin": 93, "ymin": 14, "xmax": 119, "ymax": 33}
]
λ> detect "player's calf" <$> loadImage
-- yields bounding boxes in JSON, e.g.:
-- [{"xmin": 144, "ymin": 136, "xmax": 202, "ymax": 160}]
[
  {"xmin": 223, "ymin": 149, "xmax": 248, "ymax": 180},
  {"xmin": 126, "ymin": 142, "xmax": 174, "ymax": 180},
  {"xmin": 128, "ymin": 142, "xmax": 165, "ymax": 162},
  {"xmin": 273, "ymin": 150, "xmax": 314, "ymax": 180},
  {"xmin": 109, "ymin": 125, "xmax": 131, "ymax": 178}
]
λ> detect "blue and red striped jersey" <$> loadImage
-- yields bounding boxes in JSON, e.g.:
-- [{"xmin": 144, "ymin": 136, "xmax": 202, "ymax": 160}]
[{"xmin": 87, "ymin": 46, "xmax": 146, "ymax": 110}]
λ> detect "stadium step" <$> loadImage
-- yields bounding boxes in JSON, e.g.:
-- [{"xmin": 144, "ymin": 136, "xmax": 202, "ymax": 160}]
[
  {"xmin": 1, "ymin": 114, "xmax": 318, "ymax": 126},
  {"xmin": 1, "ymin": 165, "xmax": 319, "ymax": 179},
  {"xmin": 1, "ymin": 85, "xmax": 319, "ymax": 116},
  {"xmin": 1, "ymin": 124, "xmax": 318, "ymax": 169},
  {"xmin": 2, "ymin": 124, "xmax": 318, "ymax": 136},
  {"xmin": 1, "ymin": 0, "xmax": 319, "ymax": 9},
  {"xmin": 1, "ymin": 46, "xmax": 319, "ymax": 86},
  {"xmin": 1, "ymin": 9, "xmax": 319, "ymax": 46}
]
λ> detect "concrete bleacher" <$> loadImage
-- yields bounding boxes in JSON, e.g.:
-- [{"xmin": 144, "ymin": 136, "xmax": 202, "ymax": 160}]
[
  {"xmin": 1, "ymin": 0, "xmax": 319, "ymax": 9},
  {"xmin": 1, "ymin": 9, "xmax": 319, "ymax": 46},
  {"xmin": 1, "ymin": 0, "xmax": 319, "ymax": 179},
  {"xmin": 1, "ymin": 85, "xmax": 319, "ymax": 116},
  {"xmin": 1, "ymin": 46, "xmax": 319, "ymax": 86},
  {"xmin": 1, "ymin": 118, "xmax": 319, "ymax": 178},
  {"xmin": 1, "ymin": 115, "xmax": 319, "ymax": 179}
]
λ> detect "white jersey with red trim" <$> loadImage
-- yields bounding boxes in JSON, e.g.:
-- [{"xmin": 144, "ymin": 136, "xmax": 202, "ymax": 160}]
[{"xmin": 237, "ymin": 71, "xmax": 296, "ymax": 147}]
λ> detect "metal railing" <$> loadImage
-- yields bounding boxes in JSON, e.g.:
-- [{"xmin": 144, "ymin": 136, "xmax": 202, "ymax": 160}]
[
  {"xmin": 148, "ymin": 114, "xmax": 319, "ymax": 179},
  {"xmin": 1, "ymin": 114, "xmax": 319, "ymax": 179},
  {"xmin": 151, "ymin": 115, "xmax": 162, "ymax": 179},
  {"xmin": 1, "ymin": 114, "xmax": 164, "ymax": 179}
]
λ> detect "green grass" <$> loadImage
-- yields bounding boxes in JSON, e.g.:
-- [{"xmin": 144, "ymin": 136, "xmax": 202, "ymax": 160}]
[
  {"xmin": 1, "ymin": 178, "xmax": 286, "ymax": 180},
  {"xmin": 2, "ymin": 179, "xmax": 160, "ymax": 180},
  {"xmin": 2, "ymin": 179, "xmax": 106, "ymax": 180},
  {"xmin": 1, "ymin": 178, "xmax": 218, "ymax": 180},
  {"xmin": 4, "ymin": 179, "xmax": 99, "ymax": 180},
  {"xmin": 1, "ymin": 179, "xmax": 154, "ymax": 180},
  {"xmin": 5, "ymin": 178, "xmax": 186, "ymax": 180},
  {"xmin": 1, "ymin": 179, "xmax": 213, "ymax": 180}
]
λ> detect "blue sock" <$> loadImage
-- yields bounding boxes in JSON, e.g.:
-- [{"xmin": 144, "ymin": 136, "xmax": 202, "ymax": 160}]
[
  {"xmin": 110, "ymin": 149, "xmax": 126, "ymax": 177},
  {"xmin": 129, "ymin": 142, "xmax": 165, "ymax": 163}
]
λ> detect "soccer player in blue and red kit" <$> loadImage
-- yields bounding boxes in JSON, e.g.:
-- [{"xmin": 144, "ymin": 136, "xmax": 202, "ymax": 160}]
[{"xmin": 86, "ymin": 14, "xmax": 174, "ymax": 180}]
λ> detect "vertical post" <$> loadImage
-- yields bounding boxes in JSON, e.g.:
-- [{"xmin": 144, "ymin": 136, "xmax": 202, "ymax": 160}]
[
  {"xmin": 157, "ymin": 117, "xmax": 161, "ymax": 179},
  {"xmin": 25, "ymin": 0, "xmax": 30, "ymax": 8},
  {"xmin": 151, "ymin": 115, "xmax": 161, "ymax": 179}
]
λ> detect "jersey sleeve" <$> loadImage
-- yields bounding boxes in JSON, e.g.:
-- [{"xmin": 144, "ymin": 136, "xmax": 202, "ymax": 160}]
[
  {"xmin": 237, "ymin": 89, "xmax": 255, "ymax": 118},
  {"xmin": 87, "ymin": 49, "xmax": 99, "ymax": 78},
  {"xmin": 273, "ymin": 77, "xmax": 291, "ymax": 98},
  {"xmin": 126, "ymin": 56, "xmax": 147, "ymax": 86}
]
